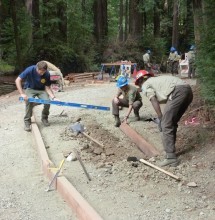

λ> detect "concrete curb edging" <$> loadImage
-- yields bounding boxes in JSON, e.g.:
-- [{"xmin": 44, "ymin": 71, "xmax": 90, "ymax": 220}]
[
  {"xmin": 120, "ymin": 123, "xmax": 160, "ymax": 157},
  {"xmin": 31, "ymin": 116, "xmax": 103, "ymax": 220}
]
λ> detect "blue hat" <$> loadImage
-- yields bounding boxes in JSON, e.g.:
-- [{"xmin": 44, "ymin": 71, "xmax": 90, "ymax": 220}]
[
  {"xmin": 116, "ymin": 76, "xmax": 129, "ymax": 88},
  {"xmin": 190, "ymin": 45, "xmax": 195, "ymax": 50},
  {"xmin": 170, "ymin": 47, "xmax": 176, "ymax": 52}
]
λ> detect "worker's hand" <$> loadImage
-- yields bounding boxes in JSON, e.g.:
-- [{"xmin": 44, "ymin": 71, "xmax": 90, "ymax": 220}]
[
  {"xmin": 114, "ymin": 97, "xmax": 120, "ymax": 104},
  {"xmin": 20, "ymin": 93, "xmax": 28, "ymax": 101},
  {"xmin": 122, "ymin": 116, "xmax": 129, "ymax": 124},
  {"xmin": 52, "ymin": 97, "xmax": 60, "ymax": 101}
]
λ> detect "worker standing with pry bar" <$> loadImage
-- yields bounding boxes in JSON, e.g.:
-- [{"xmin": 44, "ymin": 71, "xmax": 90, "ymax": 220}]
[
  {"xmin": 135, "ymin": 70, "xmax": 193, "ymax": 167},
  {"xmin": 112, "ymin": 76, "xmax": 143, "ymax": 127},
  {"xmin": 15, "ymin": 61, "xmax": 58, "ymax": 132}
]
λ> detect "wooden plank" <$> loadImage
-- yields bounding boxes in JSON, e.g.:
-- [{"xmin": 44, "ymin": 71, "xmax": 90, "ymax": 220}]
[{"xmin": 120, "ymin": 123, "xmax": 160, "ymax": 157}]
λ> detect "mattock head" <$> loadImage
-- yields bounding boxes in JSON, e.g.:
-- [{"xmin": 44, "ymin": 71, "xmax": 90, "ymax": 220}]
[{"xmin": 70, "ymin": 122, "xmax": 85, "ymax": 134}]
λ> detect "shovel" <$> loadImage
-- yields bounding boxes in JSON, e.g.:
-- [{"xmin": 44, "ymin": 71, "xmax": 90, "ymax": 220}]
[
  {"xmin": 70, "ymin": 122, "xmax": 104, "ymax": 148},
  {"xmin": 127, "ymin": 156, "xmax": 180, "ymax": 181}
]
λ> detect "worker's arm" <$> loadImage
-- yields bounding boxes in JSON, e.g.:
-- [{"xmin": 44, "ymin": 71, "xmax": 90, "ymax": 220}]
[
  {"xmin": 114, "ymin": 90, "xmax": 122, "ymax": 104},
  {"xmin": 15, "ymin": 77, "xmax": 28, "ymax": 101},
  {"xmin": 150, "ymin": 96, "xmax": 162, "ymax": 119},
  {"xmin": 45, "ymin": 86, "xmax": 59, "ymax": 101},
  {"xmin": 122, "ymin": 104, "xmax": 133, "ymax": 124},
  {"xmin": 150, "ymin": 96, "xmax": 162, "ymax": 131}
]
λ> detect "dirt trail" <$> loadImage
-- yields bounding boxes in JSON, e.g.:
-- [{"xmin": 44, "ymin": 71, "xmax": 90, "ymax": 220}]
[{"xmin": 1, "ymin": 76, "xmax": 215, "ymax": 220}]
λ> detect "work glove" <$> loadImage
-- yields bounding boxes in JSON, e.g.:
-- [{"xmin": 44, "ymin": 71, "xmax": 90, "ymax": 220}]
[
  {"xmin": 151, "ymin": 117, "xmax": 162, "ymax": 132},
  {"xmin": 121, "ymin": 116, "xmax": 129, "ymax": 124}
]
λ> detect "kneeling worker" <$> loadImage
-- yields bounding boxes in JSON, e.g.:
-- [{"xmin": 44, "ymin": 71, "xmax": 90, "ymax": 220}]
[
  {"xmin": 112, "ymin": 76, "xmax": 143, "ymax": 127},
  {"xmin": 135, "ymin": 70, "xmax": 193, "ymax": 167}
]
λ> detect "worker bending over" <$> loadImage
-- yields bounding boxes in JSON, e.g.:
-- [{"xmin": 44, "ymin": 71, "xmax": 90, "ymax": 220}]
[
  {"xmin": 15, "ymin": 61, "xmax": 58, "ymax": 131},
  {"xmin": 112, "ymin": 76, "xmax": 142, "ymax": 127},
  {"xmin": 135, "ymin": 70, "xmax": 193, "ymax": 167}
]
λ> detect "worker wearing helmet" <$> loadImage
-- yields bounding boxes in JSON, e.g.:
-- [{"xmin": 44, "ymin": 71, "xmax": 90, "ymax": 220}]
[
  {"xmin": 135, "ymin": 72, "xmax": 193, "ymax": 167},
  {"xmin": 168, "ymin": 47, "xmax": 179, "ymax": 75},
  {"xmin": 143, "ymin": 50, "xmax": 151, "ymax": 72},
  {"xmin": 187, "ymin": 45, "xmax": 196, "ymax": 78},
  {"xmin": 112, "ymin": 76, "xmax": 143, "ymax": 127}
]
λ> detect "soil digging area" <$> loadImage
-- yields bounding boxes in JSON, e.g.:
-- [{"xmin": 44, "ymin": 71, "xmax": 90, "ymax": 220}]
[{"xmin": 1, "ymin": 74, "xmax": 215, "ymax": 220}]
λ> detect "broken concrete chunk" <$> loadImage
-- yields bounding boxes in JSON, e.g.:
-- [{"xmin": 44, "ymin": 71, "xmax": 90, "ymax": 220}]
[{"xmin": 187, "ymin": 182, "xmax": 197, "ymax": 187}]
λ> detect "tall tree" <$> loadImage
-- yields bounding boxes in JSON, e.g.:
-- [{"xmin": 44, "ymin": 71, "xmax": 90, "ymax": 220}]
[
  {"xmin": 10, "ymin": 0, "xmax": 22, "ymax": 71},
  {"xmin": 153, "ymin": 0, "xmax": 160, "ymax": 37},
  {"xmin": 93, "ymin": 0, "xmax": 108, "ymax": 43},
  {"xmin": 172, "ymin": 0, "xmax": 179, "ymax": 48},
  {"xmin": 129, "ymin": 0, "xmax": 143, "ymax": 39},
  {"xmin": 192, "ymin": 0, "xmax": 203, "ymax": 44},
  {"xmin": 119, "ymin": 0, "xmax": 123, "ymax": 41}
]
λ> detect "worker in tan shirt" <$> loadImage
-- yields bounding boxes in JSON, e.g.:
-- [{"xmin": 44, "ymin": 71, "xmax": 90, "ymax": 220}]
[
  {"xmin": 112, "ymin": 76, "xmax": 143, "ymax": 127},
  {"xmin": 135, "ymin": 70, "xmax": 193, "ymax": 167}
]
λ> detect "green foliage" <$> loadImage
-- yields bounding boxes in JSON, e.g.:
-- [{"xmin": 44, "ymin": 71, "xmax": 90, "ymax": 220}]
[
  {"xmin": 0, "ymin": 60, "xmax": 14, "ymax": 73},
  {"xmin": 197, "ymin": 0, "xmax": 215, "ymax": 105}
]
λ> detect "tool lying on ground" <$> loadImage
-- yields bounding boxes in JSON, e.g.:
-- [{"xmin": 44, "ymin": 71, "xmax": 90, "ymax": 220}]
[
  {"xmin": 127, "ymin": 157, "xmax": 180, "ymax": 181},
  {"xmin": 45, "ymin": 159, "xmax": 65, "ymax": 192},
  {"xmin": 74, "ymin": 149, "xmax": 91, "ymax": 181},
  {"xmin": 19, "ymin": 97, "xmax": 110, "ymax": 111},
  {"xmin": 70, "ymin": 122, "xmax": 104, "ymax": 148}
]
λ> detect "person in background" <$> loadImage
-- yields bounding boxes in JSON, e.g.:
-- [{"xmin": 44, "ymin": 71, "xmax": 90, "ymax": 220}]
[
  {"xmin": 168, "ymin": 47, "xmax": 179, "ymax": 75},
  {"xmin": 42, "ymin": 60, "xmax": 65, "ymax": 91},
  {"xmin": 15, "ymin": 61, "xmax": 58, "ymax": 132},
  {"xmin": 112, "ymin": 76, "xmax": 143, "ymax": 127},
  {"xmin": 135, "ymin": 70, "xmax": 193, "ymax": 167},
  {"xmin": 143, "ymin": 50, "xmax": 151, "ymax": 72},
  {"xmin": 187, "ymin": 45, "xmax": 196, "ymax": 78}
]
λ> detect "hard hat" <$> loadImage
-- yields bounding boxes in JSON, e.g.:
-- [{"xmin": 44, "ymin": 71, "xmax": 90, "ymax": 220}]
[
  {"xmin": 134, "ymin": 70, "xmax": 154, "ymax": 85},
  {"xmin": 190, "ymin": 45, "xmax": 195, "ymax": 50},
  {"xmin": 147, "ymin": 50, "xmax": 151, "ymax": 54},
  {"xmin": 116, "ymin": 76, "xmax": 129, "ymax": 88},
  {"xmin": 170, "ymin": 47, "xmax": 176, "ymax": 52}
]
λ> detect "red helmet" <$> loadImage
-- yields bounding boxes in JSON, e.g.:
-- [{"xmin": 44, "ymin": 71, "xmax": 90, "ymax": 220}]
[{"xmin": 135, "ymin": 70, "xmax": 154, "ymax": 85}]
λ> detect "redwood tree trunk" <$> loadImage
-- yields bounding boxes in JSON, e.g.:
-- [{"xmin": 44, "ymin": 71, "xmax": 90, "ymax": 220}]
[
  {"xmin": 119, "ymin": 0, "xmax": 123, "ymax": 42},
  {"xmin": 124, "ymin": 0, "xmax": 129, "ymax": 41},
  {"xmin": 129, "ymin": 0, "xmax": 143, "ymax": 39},
  {"xmin": 93, "ymin": 0, "xmax": 108, "ymax": 43},
  {"xmin": 172, "ymin": 0, "xmax": 179, "ymax": 48},
  {"xmin": 153, "ymin": 0, "xmax": 160, "ymax": 37},
  {"xmin": 10, "ymin": 0, "xmax": 22, "ymax": 71},
  {"xmin": 192, "ymin": 0, "xmax": 203, "ymax": 44}
]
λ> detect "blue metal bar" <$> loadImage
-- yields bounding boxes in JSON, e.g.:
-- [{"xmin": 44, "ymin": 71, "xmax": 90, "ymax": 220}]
[{"xmin": 19, "ymin": 97, "xmax": 110, "ymax": 111}]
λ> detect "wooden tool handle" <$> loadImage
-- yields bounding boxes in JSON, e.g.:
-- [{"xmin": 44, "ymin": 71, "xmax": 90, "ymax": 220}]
[
  {"xmin": 83, "ymin": 132, "xmax": 104, "ymax": 148},
  {"xmin": 139, "ymin": 158, "xmax": 180, "ymax": 181}
]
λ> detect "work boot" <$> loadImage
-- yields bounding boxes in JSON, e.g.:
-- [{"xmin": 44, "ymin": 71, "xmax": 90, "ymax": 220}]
[
  {"xmin": 134, "ymin": 113, "xmax": 140, "ymax": 121},
  {"xmin": 41, "ymin": 118, "xmax": 50, "ymax": 127},
  {"xmin": 159, "ymin": 158, "xmax": 179, "ymax": 167},
  {"xmin": 114, "ymin": 115, "xmax": 121, "ymax": 127},
  {"xmin": 24, "ymin": 123, "xmax": 31, "ymax": 132}
]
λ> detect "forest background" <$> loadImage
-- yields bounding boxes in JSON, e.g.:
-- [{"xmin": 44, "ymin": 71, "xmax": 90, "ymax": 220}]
[{"xmin": 0, "ymin": 0, "xmax": 214, "ymax": 104}]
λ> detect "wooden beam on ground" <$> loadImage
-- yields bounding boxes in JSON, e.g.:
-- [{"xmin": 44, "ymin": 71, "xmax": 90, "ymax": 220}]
[
  {"xmin": 120, "ymin": 122, "xmax": 160, "ymax": 157},
  {"xmin": 31, "ymin": 115, "xmax": 103, "ymax": 220}
]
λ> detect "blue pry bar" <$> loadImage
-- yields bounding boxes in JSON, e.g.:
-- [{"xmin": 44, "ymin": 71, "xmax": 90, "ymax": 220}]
[{"xmin": 19, "ymin": 97, "xmax": 110, "ymax": 111}]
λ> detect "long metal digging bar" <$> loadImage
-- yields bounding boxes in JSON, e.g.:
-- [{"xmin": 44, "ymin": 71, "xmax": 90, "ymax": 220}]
[{"xmin": 74, "ymin": 150, "xmax": 91, "ymax": 181}]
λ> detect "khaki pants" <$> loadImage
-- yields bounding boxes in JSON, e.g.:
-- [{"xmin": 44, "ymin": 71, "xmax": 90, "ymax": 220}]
[
  {"xmin": 24, "ymin": 89, "xmax": 50, "ymax": 124},
  {"xmin": 112, "ymin": 98, "xmax": 142, "ymax": 117},
  {"xmin": 161, "ymin": 85, "xmax": 193, "ymax": 158}
]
